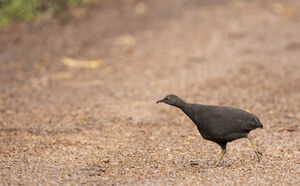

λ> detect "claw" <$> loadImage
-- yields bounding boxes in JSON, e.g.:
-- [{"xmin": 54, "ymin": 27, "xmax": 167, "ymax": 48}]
[
  {"xmin": 213, "ymin": 149, "xmax": 226, "ymax": 168},
  {"xmin": 247, "ymin": 134, "xmax": 262, "ymax": 162},
  {"xmin": 256, "ymin": 151, "xmax": 262, "ymax": 162}
]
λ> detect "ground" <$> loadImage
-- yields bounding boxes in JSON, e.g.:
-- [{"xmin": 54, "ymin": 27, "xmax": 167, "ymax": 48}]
[{"xmin": 0, "ymin": 0, "xmax": 299, "ymax": 185}]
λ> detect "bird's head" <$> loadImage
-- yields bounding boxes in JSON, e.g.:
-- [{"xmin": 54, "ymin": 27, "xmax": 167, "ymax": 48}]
[{"xmin": 156, "ymin": 94, "xmax": 185, "ymax": 108}]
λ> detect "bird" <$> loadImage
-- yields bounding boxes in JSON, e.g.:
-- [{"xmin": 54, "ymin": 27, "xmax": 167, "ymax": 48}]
[{"xmin": 156, "ymin": 94, "xmax": 263, "ymax": 167}]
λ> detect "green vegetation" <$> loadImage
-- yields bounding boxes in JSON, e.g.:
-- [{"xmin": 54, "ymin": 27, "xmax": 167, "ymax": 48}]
[{"xmin": 0, "ymin": 0, "xmax": 82, "ymax": 27}]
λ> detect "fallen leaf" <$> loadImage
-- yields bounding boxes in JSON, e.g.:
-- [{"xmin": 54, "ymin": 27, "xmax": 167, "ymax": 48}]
[
  {"xmin": 62, "ymin": 57, "xmax": 102, "ymax": 69},
  {"xmin": 277, "ymin": 126, "xmax": 299, "ymax": 132},
  {"xmin": 116, "ymin": 35, "xmax": 136, "ymax": 46},
  {"xmin": 135, "ymin": 2, "xmax": 148, "ymax": 14},
  {"xmin": 272, "ymin": 3, "xmax": 295, "ymax": 17},
  {"xmin": 31, "ymin": 109, "xmax": 40, "ymax": 114},
  {"xmin": 49, "ymin": 72, "xmax": 73, "ymax": 80}
]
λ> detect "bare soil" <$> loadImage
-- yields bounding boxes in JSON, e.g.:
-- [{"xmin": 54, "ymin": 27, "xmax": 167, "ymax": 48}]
[{"xmin": 0, "ymin": 0, "xmax": 299, "ymax": 185}]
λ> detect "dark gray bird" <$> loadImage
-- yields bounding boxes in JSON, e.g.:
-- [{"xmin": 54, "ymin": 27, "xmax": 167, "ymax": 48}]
[{"xmin": 156, "ymin": 94, "xmax": 263, "ymax": 167}]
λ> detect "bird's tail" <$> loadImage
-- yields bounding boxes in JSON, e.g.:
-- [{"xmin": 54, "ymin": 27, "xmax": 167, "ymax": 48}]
[{"xmin": 254, "ymin": 116, "xmax": 263, "ymax": 128}]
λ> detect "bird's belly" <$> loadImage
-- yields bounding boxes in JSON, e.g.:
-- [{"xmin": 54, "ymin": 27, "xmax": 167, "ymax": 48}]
[
  {"xmin": 200, "ymin": 131, "xmax": 246, "ymax": 142},
  {"xmin": 197, "ymin": 124, "xmax": 247, "ymax": 142}
]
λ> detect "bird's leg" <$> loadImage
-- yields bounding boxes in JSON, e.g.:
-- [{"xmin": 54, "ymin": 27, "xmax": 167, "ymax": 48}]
[
  {"xmin": 214, "ymin": 149, "xmax": 226, "ymax": 168},
  {"xmin": 213, "ymin": 143, "xmax": 227, "ymax": 168},
  {"xmin": 247, "ymin": 134, "xmax": 262, "ymax": 162}
]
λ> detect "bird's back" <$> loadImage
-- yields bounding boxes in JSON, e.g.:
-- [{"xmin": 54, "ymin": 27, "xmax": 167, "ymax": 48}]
[{"xmin": 182, "ymin": 104, "xmax": 263, "ymax": 142}]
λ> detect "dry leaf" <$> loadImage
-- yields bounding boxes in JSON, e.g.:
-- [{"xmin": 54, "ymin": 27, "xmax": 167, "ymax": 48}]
[
  {"xmin": 49, "ymin": 72, "xmax": 73, "ymax": 80},
  {"xmin": 116, "ymin": 35, "xmax": 136, "ymax": 46},
  {"xmin": 62, "ymin": 57, "xmax": 102, "ymax": 69},
  {"xmin": 277, "ymin": 125, "xmax": 299, "ymax": 132},
  {"xmin": 135, "ymin": 2, "xmax": 148, "ymax": 14},
  {"xmin": 272, "ymin": 3, "xmax": 294, "ymax": 17}
]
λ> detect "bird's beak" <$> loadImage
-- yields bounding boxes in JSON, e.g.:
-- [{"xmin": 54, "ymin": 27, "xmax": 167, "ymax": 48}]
[{"xmin": 156, "ymin": 99, "xmax": 164, "ymax": 104}]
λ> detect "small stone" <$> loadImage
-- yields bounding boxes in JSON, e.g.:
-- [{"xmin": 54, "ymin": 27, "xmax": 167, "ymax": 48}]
[{"xmin": 102, "ymin": 158, "xmax": 109, "ymax": 163}]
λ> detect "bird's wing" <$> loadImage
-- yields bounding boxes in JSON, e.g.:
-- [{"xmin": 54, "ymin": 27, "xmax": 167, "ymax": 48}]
[{"xmin": 204, "ymin": 106, "xmax": 261, "ymax": 134}]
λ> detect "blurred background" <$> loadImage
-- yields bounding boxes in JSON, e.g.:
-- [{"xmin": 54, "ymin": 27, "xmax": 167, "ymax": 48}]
[{"xmin": 0, "ymin": 0, "xmax": 299, "ymax": 185}]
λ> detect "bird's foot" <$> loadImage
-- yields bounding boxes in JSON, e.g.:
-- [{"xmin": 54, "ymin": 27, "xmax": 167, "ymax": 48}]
[
  {"xmin": 213, "ymin": 162, "xmax": 219, "ymax": 168},
  {"xmin": 256, "ymin": 151, "xmax": 262, "ymax": 162}
]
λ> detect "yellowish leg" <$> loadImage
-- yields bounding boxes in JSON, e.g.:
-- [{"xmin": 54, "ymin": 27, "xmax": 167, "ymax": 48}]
[
  {"xmin": 213, "ymin": 149, "xmax": 226, "ymax": 168},
  {"xmin": 247, "ymin": 134, "xmax": 262, "ymax": 162}
]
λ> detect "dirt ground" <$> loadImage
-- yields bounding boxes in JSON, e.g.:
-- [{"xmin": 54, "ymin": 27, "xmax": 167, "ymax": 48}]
[{"xmin": 0, "ymin": 0, "xmax": 300, "ymax": 185}]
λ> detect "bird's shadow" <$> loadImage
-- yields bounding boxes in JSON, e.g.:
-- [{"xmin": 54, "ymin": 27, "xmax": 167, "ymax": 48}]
[{"xmin": 188, "ymin": 160, "xmax": 232, "ymax": 169}]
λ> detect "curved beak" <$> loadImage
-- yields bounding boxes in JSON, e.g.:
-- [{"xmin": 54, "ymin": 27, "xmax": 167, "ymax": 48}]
[{"xmin": 156, "ymin": 99, "xmax": 164, "ymax": 104}]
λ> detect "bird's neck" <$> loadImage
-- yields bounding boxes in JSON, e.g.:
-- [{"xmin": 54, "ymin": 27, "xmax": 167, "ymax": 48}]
[
  {"xmin": 180, "ymin": 103, "xmax": 202, "ymax": 121},
  {"xmin": 173, "ymin": 101, "xmax": 187, "ymax": 110}
]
